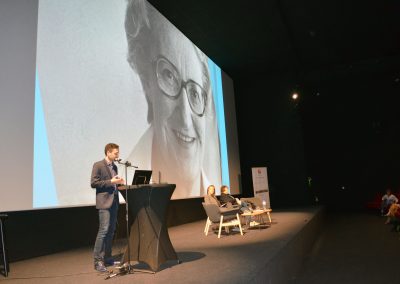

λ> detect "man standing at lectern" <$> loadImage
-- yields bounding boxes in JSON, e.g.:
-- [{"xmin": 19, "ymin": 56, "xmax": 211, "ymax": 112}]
[{"xmin": 90, "ymin": 143, "xmax": 125, "ymax": 272}]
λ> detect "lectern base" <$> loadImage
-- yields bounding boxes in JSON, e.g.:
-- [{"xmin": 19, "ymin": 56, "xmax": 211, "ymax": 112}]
[{"xmin": 119, "ymin": 184, "xmax": 179, "ymax": 272}]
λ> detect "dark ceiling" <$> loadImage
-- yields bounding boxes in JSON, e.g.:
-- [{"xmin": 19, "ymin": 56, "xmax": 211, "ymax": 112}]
[{"xmin": 148, "ymin": 0, "xmax": 400, "ymax": 81}]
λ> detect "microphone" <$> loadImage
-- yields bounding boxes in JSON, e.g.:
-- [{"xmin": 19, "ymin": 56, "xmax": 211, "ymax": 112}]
[{"xmin": 115, "ymin": 159, "xmax": 138, "ymax": 168}]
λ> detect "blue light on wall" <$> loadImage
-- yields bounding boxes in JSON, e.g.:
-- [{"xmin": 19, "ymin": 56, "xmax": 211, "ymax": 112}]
[
  {"xmin": 33, "ymin": 71, "xmax": 58, "ymax": 207},
  {"xmin": 208, "ymin": 59, "xmax": 230, "ymax": 188}
]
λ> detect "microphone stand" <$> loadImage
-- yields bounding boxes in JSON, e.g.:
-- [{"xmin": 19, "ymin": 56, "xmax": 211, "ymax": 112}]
[
  {"xmin": 106, "ymin": 160, "xmax": 153, "ymax": 279},
  {"xmin": 106, "ymin": 159, "xmax": 134, "ymax": 280}
]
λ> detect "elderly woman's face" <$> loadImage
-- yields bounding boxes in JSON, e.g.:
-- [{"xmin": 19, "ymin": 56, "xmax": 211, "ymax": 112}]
[{"xmin": 145, "ymin": 26, "xmax": 208, "ymax": 184}]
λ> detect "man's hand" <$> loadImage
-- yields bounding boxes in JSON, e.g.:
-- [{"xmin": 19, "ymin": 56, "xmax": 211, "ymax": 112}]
[{"xmin": 111, "ymin": 176, "xmax": 125, "ymax": 184}]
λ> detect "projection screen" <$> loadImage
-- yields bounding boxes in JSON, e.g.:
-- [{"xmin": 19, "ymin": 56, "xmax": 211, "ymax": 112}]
[{"xmin": 0, "ymin": 0, "xmax": 241, "ymax": 211}]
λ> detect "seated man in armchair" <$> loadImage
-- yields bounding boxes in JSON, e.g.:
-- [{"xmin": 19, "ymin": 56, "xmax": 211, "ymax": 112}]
[
  {"xmin": 219, "ymin": 185, "xmax": 237, "ymax": 207},
  {"xmin": 219, "ymin": 185, "xmax": 254, "ymax": 214}
]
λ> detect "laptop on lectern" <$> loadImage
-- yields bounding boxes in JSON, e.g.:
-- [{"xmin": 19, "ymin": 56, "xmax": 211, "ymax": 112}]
[{"xmin": 131, "ymin": 170, "xmax": 152, "ymax": 185}]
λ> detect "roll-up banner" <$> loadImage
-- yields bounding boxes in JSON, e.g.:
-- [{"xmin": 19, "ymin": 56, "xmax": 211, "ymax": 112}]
[{"xmin": 251, "ymin": 167, "xmax": 271, "ymax": 209}]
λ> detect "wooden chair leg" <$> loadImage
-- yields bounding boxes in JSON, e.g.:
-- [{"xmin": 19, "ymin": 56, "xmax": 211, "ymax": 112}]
[
  {"xmin": 218, "ymin": 216, "xmax": 223, "ymax": 238},
  {"xmin": 267, "ymin": 212, "xmax": 272, "ymax": 223},
  {"xmin": 237, "ymin": 214, "xmax": 243, "ymax": 235},
  {"xmin": 204, "ymin": 217, "xmax": 211, "ymax": 235}
]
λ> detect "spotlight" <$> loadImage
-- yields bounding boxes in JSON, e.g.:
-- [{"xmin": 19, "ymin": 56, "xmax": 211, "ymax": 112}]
[{"xmin": 292, "ymin": 93, "xmax": 299, "ymax": 100}]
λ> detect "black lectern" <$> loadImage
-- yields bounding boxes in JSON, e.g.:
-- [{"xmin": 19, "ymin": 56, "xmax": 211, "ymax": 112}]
[{"xmin": 118, "ymin": 184, "xmax": 178, "ymax": 272}]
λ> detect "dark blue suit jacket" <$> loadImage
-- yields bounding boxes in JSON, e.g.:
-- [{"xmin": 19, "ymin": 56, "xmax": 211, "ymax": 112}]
[{"xmin": 90, "ymin": 159, "xmax": 119, "ymax": 209}]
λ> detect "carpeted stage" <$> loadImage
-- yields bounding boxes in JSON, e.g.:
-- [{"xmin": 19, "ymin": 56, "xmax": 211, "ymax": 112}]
[{"xmin": 1, "ymin": 206, "xmax": 324, "ymax": 284}]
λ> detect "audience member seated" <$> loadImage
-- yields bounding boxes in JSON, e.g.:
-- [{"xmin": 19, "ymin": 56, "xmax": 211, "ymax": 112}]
[
  {"xmin": 381, "ymin": 188, "xmax": 398, "ymax": 216},
  {"xmin": 384, "ymin": 203, "xmax": 400, "ymax": 231}
]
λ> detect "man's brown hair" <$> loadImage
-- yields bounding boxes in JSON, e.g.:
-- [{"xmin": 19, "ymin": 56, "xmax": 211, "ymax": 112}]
[
  {"xmin": 221, "ymin": 185, "xmax": 229, "ymax": 194},
  {"xmin": 104, "ymin": 143, "xmax": 119, "ymax": 155}
]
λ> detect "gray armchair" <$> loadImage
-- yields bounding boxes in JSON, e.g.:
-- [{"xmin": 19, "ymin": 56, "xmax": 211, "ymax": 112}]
[{"xmin": 202, "ymin": 203, "xmax": 243, "ymax": 238}]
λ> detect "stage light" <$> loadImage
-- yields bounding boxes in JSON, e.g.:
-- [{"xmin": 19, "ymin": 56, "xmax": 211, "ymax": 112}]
[{"xmin": 292, "ymin": 93, "xmax": 299, "ymax": 100}]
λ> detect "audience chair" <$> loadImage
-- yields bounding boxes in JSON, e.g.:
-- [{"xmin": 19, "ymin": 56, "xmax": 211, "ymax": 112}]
[{"xmin": 202, "ymin": 203, "xmax": 243, "ymax": 238}]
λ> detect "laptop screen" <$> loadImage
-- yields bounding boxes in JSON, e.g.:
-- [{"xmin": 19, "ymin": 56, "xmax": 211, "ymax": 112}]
[{"xmin": 131, "ymin": 170, "xmax": 152, "ymax": 185}]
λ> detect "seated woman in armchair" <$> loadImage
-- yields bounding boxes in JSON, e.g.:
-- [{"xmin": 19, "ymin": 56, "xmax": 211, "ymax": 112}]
[{"xmin": 204, "ymin": 185, "xmax": 222, "ymax": 206}]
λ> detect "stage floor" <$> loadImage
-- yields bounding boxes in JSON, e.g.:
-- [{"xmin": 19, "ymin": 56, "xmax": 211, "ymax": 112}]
[{"xmin": 2, "ymin": 206, "xmax": 324, "ymax": 284}]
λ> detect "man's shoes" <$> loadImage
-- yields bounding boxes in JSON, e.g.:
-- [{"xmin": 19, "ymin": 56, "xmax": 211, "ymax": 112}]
[
  {"xmin": 94, "ymin": 261, "xmax": 108, "ymax": 272},
  {"xmin": 104, "ymin": 257, "xmax": 121, "ymax": 267}
]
